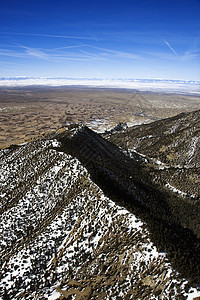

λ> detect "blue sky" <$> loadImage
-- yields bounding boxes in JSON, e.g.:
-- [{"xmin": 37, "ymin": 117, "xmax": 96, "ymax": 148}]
[{"xmin": 0, "ymin": 0, "xmax": 200, "ymax": 80}]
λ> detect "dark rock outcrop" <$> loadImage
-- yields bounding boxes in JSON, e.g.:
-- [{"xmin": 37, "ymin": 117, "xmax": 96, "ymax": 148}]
[
  {"xmin": 105, "ymin": 109, "xmax": 200, "ymax": 198},
  {"xmin": 56, "ymin": 125, "xmax": 200, "ymax": 240}
]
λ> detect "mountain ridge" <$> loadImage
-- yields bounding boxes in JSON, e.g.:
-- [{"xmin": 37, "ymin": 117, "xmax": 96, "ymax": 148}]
[
  {"xmin": 104, "ymin": 109, "xmax": 200, "ymax": 198},
  {"xmin": 0, "ymin": 109, "xmax": 200, "ymax": 299},
  {"xmin": 55, "ymin": 115, "xmax": 200, "ymax": 239}
]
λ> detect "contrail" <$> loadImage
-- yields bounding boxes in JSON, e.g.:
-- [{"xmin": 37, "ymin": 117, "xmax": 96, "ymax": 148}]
[
  {"xmin": 163, "ymin": 39, "xmax": 177, "ymax": 55},
  {"xmin": 0, "ymin": 32, "xmax": 95, "ymax": 40}
]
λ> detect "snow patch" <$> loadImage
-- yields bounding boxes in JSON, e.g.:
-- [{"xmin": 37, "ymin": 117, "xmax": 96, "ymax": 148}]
[{"xmin": 165, "ymin": 183, "xmax": 188, "ymax": 197}]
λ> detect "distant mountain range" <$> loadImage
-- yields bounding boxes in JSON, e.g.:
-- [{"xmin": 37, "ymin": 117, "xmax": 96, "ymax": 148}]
[{"xmin": 0, "ymin": 77, "xmax": 200, "ymax": 94}]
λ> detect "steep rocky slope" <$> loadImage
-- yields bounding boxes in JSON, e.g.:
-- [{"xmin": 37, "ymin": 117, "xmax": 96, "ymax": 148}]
[
  {"xmin": 104, "ymin": 109, "xmax": 200, "ymax": 198},
  {"xmin": 0, "ymin": 110, "xmax": 200, "ymax": 299},
  {"xmin": 1, "ymin": 139, "xmax": 199, "ymax": 299},
  {"xmin": 56, "ymin": 123, "xmax": 200, "ymax": 240}
]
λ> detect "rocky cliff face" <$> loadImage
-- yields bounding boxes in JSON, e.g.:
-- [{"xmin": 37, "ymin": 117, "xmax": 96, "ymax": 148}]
[{"xmin": 0, "ymin": 110, "xmax": 200, "ymax": 299}]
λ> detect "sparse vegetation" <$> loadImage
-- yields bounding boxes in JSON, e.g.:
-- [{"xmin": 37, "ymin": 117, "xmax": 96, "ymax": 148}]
[
  {"xmin": 0, "ymin": 87, "xmax": 200, "ymax": 148},
  {"xmin": 0, "ymin": 133, "xmax": 199, "ymax": 299},
  {"xmin": 0, "ymin": 89, "xmax": 200, "ymax": 299}
]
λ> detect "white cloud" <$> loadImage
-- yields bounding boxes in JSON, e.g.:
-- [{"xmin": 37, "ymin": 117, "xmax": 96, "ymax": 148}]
[{"xmin": 0, "ymin": 78, "xmax": 199, "ymax": 94}]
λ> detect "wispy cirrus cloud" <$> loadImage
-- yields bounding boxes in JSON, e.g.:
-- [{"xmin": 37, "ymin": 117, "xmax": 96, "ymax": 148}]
[
  {"xmin": 0, "ymin": 31, "xmax": 97, "ymax": 41},
  {"xmin": 0, "ymin": 42, "xmax": 141, "ymax": 63},
  {"xmin": 0, "ymin": 60, "xmax": 21, "ymax": 67},
  {"xmin": 51, "ymin": 45, "xmax": 85, "ymax": 51},
  {"xmin": 163, "ymin": 39, "xmax": 178, "ymax": 56},
  {"xmin": 0, "ymin": 46, "xmax": 104, "ymax": 63},
  {"xmin": 181, "ymin": 50, "xmax": 199, "ymax": 60},
  {"xmin": 181, "ymin": 38, "xmax": 200, "ymax": 60},
  {"xmin": 18, "ymin": 44, "xmax": 49, "ymax": 59},
  {"xmin": 142, "ymin": 37, "xmax": 200, "ymax": 62},
  {"xmin": 79, "ymin": 49, "xmax": 104, "ymax": 60},
  {"xmin": 1, "ymin": 39, "xmax": 198, "ymax": 67},
  {"xmin": 82, "ymin": 45, "xmax": 140, "ymax": 60},
  {"xmin": 0, "ymin": 49, "xmax": 25, "ymax": 58},
  {"xmin": 0, "ymin": 30, "xmax": 141, "ymax": 62}
]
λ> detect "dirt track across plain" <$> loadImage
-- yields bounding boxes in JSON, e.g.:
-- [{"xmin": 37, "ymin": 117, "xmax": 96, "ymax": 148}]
[{"xmin": 0, "ymin": 86, "xmax": 199, "ymax": 148}]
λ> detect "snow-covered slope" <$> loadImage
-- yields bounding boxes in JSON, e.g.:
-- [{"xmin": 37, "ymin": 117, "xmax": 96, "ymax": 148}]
[{"xmin": 0, "ymin": 134, "xmax": 200, "ymax": 299}]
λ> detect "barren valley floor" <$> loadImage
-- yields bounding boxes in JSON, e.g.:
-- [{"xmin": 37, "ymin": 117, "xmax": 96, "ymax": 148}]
[{"xmin": 0, "ymin": 87, "xmax": 200, "ymax": 148}]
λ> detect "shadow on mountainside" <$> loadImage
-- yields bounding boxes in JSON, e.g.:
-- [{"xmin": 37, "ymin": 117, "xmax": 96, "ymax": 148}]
[{"xmin": 55, "ymin": 125, "xmax": 200, "ymax": 285}]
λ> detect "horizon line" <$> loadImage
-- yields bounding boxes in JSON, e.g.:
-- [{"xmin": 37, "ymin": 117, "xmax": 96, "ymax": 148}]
[{"xmin": 0, "ymin": 76, "xmax": 199, "ymax": 82}]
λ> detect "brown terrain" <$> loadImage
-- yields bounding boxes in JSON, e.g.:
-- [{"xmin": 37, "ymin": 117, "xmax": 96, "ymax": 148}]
[
  {"xmin": 1, "ymin": 87, "xmax": 200, "ymax": 299},
  {"xmin": 0, "ymin": 86, "xmax": 200, "ymax": 148}
]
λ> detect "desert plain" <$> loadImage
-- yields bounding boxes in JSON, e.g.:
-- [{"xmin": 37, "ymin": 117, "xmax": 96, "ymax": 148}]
[{"xmin": 0, "ymin": 86, "xmax": 200, "ymax": 148}]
